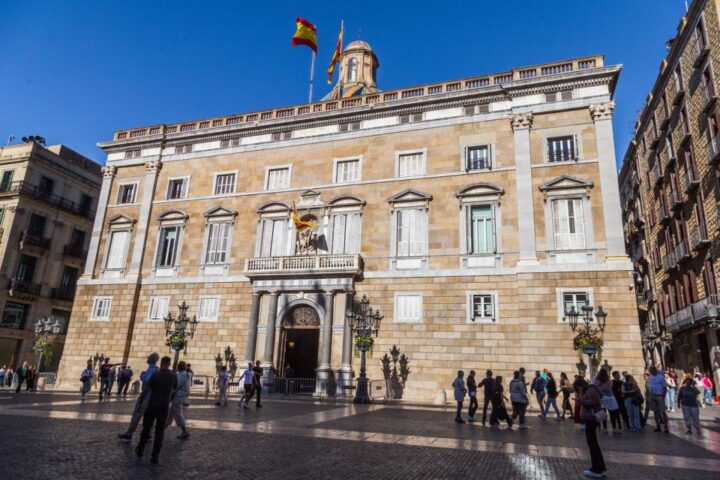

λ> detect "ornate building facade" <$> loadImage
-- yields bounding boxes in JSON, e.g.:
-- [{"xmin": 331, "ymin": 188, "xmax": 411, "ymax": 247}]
[
  {"xmin": 57, "ymin": 44, "xmax": 644, "ymax": 400},
  {"xmin": 619, "ymin": 0, "xmax": 720, "ymax": 389},
  {"xmin": 0, "ymin": 142, "xmax": 101, "ymax": 370}
]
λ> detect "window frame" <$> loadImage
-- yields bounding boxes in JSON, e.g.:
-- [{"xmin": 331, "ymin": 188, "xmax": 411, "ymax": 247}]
[
  {"xmin": 147, "ymin": 296, "xmax": 170, "ymax": 322},
  {"xmin": 116, "ymin": 181, "xmax": 139, "ymax": 204},
  {"xmin": 466, "ymin": 291, "xmax": 499, "ymax": 324},
  {"xmin": 463, "ymin": 144, "xmax": 493, "ymax": 172},
  {"xmin": 212, "ymin": 171, "xmax": 237, "ymax": 196},
  {"xmin": 198, "ymin": 295, "xmax": 220, "ymax": 322},
  {"xmin": 393, "ymin": 292, "xmax": 423, "ymax": 324},
  {"xmin": 556, "ymin": 288, "xmax": 595, "ymax": 323},
  {"xmin": 103, "ymin": 229, "xmax": 131, "ymax": 272},
  {"xmin": 395, "ymin": 149, "xmax": 427, "ymax": 178},
  {"xmin": 166, "ymin": 176, "xmax": 190, "ymax": 200},
  {"xmin": 90, "ymin": 296, "xmax": 112, "ymax": 322},
  {"xmin": 264, "ymin": 165, "xmax": 292, "ymax": 191},
  {"xmin": 332, "ymin": 156, "xmax": 363, "ymax": 183},
  {"xmin": 546, "ymin": 134, "xmax": 579, "ymax": 163}
]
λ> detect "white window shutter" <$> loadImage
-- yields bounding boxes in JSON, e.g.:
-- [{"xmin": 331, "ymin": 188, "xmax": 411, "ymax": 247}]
[
  {"xmin": 573, "ymin": 199, "xmax": 586, "ymax": 249},
  {"xmin": 332, "ymin": 215, "xmax": 346, "ymax": 254},
  {"xmin": 412, "ymin": 210, "xmax": 423, "ymax": 256},
  {"xmin": 573, "ymin": 134, "xmax": 579, "ymax": 160},
  {"xmin": 491, "ymin": 204, "xmax": 497, "ymax": 253}
]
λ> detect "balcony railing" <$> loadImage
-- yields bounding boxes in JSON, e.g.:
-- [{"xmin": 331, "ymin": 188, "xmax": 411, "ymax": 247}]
[
  {"xmin": 708, "ymin": 136, "xmax": 720, "ymax": 164},
  {"xmin": 650, "ymin": 163, "xmax": 663, "ymax": 187},
  {"xmin": 19, "ymin": 231, "xmax": 51, "ymax": 250},
  {"xmin": 684, "ymin": 168, "xmax": 700, "ymax": 193},
  {"xmin": 662, "ymin": 250, "xmax": 677, "ymax": 272},
  {"xmin": 669, "ymin": 188, "xmax": 683, "ymax": 210},
  {"xmin": 657, "ymin": 202, "xmax": 671, "ymax": 225},
  {"xmin": 63, "ymin": 244, "xmax": 87, "ymax": 260},
  {"xmin": 689, "ymin": 224, "xmax": 711, "ymax": 250},
  {"xmin": 51, "ymin": 286, "xmax": 76, "ymax": 302},
  {"xmin": 8, "ymin": 277, "xmax": 41, "ymax": 296},
  {"xmin": 666, "ymin": 294, "xmax": 720, "ymax": 333},
  {"xmin": 0, "ymin": 319, "xmax": 26, "ymax": 330},
  {"xmin": 0, "ymin": 181, "xmax": 94, "ymax": 219},
  {"xmin": 244, "ymin": 254, "xmax": 363, "ymax": 277},
  {"xmin": 674, "ymin": 239, "xmax": 691, "ymax": 262}
]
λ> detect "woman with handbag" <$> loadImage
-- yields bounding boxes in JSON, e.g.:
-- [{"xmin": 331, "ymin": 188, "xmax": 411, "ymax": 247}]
[
  {"xmin": 80, "ymin": 360, "xmax": 94, "ymax": 399},
  {"xmin": 578, "ymin": 369, "xmax": 608, "ymax": 478},
  {"xmin": 559, "ymin": 372, "xmax": 573, "ymax": 419},
  {"xmin": 622, "ymin": 373, "xmax": 642, "ymax": 431},
  {"xmin": 598, "ymin": 369, "xmax": 621, "ymax": 435}
]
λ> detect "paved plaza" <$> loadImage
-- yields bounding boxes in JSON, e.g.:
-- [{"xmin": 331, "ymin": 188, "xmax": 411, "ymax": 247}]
[{"xmin": 0, "ymin": 391, "xmax": 718, "ymax": 479}]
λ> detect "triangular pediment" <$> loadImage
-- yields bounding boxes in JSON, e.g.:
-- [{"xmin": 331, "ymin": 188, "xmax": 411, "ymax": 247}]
[
  {"xmin": 539, "ymin": 175, "xmax": 594, "ymax": 192},
  {"xmin": 107, "ymin": 214, "xmax": 136, "ymax": 226},
  {"xmin": 388, "ymin": 189, "xmax": 433, "ymax": 205},
  {"xmin": 298, "ymin": 189, "xmax": 323, "ymax": 208},
  {"xmin": 157, "ymin": 209, "xmax": 189, "ymax": 222},
  {"xmin": 204, "ymin": 206, "xmax": 238, "ymax": 218},
  {"xmin": 456, "ymin": 182, "xmax": 505, "ymax": 199}
]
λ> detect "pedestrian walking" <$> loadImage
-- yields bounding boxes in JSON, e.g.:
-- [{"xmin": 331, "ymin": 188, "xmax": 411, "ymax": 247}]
[
  {"xmin": 108, "ymin": 367, "xmax": 117, "ymax": 396},
  {"xmin": 239, "ymin": 362, "xmax": 254, "ymax": 408},
  {"xmin": 510, "ymin": 370, "xmax": 529, "ymax": 429},
  {"xmin": 647, "ymin": 366, "xmax": 669, "ymax": 433},
  {"xmin": 118, "ymin": 353, "xmax": 160, "ymax": 440},
  {"xmin": 26, "ymin": 365, "xmax": 36, "ymax": 391},
  {"xmin": 641, "ymin": 371, "xmax": 651, "ymax": 427},
  {"xmin": 578, "ymin": 369, "xmax": 608, "ymax": 478},
  {"xmin": 530, "ymin": 370, "xmax": 546, "ymax": 415},
  {"xmin": 573, "ymin": 375, "xmax": 589, "ymax": 426},
  {"xmin": 611, "ymin": 371, "xmax": 629, "ymax": 429},
  {"xmin": 117, "ymin": 365, "xmax": 133, "ymax": 396},
  {"xmin": 598, "ymin": 370, "xmax": 621, "ymax": 435},
  {"xmin": 135, "ymin": 356, "xmax": 176, "ymax": 464},
  {"xmin": 665, "ymin": 372, "xmax": 677, "ymax": 413},
  {"xmin": 466, "ymin": 370, "xmax": 478, "ymax": 422},
  {"xmin": 216, "ymin": 366, "xmax": 229, "ymax": 407},
  {"xmin": 559, "ymin": 372, "xmax": 573, "ymax": 419},
  {"xmin": 80, "ymin": 360, "xmax": 94, "ymax": 399},
  {"xmin": 478, "ymin": 369, "xmax": 494, "ymax": 425},
  {"xmin": 14, "ymin": 362, "xmax": 29, "ymax": 393},
  {"xmin": 489, "ymin": 376, "xmax": 513, "ymax": 429},
  {"xmin": 98, "ymin": 358, "xmax": 123, "ymax": 401},
  {"xmin": 677, "ymin": 377, "xmax": 702, "ymax": 435},
  {"xmin": 701, "ymin": 373, "xmax": 714, "ymax": 405},
  {"xmin": 184, "ymin": 363, "xmax": 194, "ymax": 407},
  {"xmin": 452, "ymin": 370, "xmax": 467, "ymax": 423},
  {"xmin": 542, "ymin": 372, "xmax": 561, "ymax": 420},
  {"xmin": 622, "ymin": 373, "xmax": 642, "ymax": 431},
  {"xmin": 694, "ymin": 373, "xmax": 706, "ymax": 407},
  {"xmin": 165, "ymin": 361, "xmax": 190, "ymax": 440},
  {"xmin": 0, "ymin": 365, "xmax": 5, "ymax": 388}
]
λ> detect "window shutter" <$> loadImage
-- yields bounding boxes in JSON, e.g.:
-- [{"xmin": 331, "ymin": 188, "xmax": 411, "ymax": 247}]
[
  {"xmin": 573, "ymin": 134, "xmax": 579, "ymax": 160},
  {"xmin": 491, "ymin": 204, "xmax": 497, "ymax": 253},
  {"xmin": 260, "ymin": 221, "xmax": 273, "ymax": 257},
  {"xmin": 271, "ymin": 219, "xmax": 285, "ymax": 256},
  {"xmin": 332, "ymin": 215, "xmax": 346, "ymax": 254},
  {"xmin": 412, "ymin": 210, "xmax": 423, "ymax": 256},
  {"xmin": 573, "ymin": 199, "xmax": 585, "ymax": 249},
  {"xmin": 346, "ymin": 213, "xmax": 359, "ymax": 254},
  {"xmin": 397, "ymin": 211, "xmax": 406, "ymax": 257},
  {"xmin": 463, "ymin": 146, "xmax": 468, "ymax": 171},
  {"xmin": 488, "ymin": 144, "xmax": 493, "ymax": 170}
]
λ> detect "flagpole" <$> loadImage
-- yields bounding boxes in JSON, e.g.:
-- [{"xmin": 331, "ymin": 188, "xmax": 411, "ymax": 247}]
[{"xmin": 308, "ymin": 51, "xmax": 316, "ymax": 103}]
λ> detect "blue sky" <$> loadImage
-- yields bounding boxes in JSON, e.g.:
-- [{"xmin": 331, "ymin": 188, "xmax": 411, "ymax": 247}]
[{"xmin": 0, "ymin": 1, "xmax": 688, "ymax": 166}]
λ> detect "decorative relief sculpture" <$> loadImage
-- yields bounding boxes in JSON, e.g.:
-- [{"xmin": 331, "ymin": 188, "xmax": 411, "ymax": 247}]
[
  {"xmin": 589, "ymin": 101, "xmax": 615, "ymax": 121},
  {"xmin": 102, "ymin": 165, "xmax": 117, "ymax": 179},
  {"xmin": 511, "ymin": 112, "xmax": 533, "ymax": 130},
  {"xmin": 144, "ymin": 158, "xmax": 163, "ymax": 174},
  {"xmin": 284, "ymin": 306, "xmax": 320, "ymax": 327}
]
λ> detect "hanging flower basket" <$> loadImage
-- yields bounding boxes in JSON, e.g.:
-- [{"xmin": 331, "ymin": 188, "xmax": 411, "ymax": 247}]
[
  {"xmin": 166, "ymin": 334, "xmax": 186, "ymax": 350},
  {"xmin": 354, "ymin": 335, "xmax": 374, "ymax": 357},
  {"xmin": 33, "ymin": 338, "xmax": 54, "ymax": 364},
  {"xmin": 573, "ymin": 332, "xmax": 603, "ymax": 361}
]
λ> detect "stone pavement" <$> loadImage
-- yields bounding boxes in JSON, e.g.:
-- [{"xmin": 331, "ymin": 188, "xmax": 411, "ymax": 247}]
[{"xmin": 0, "ymin": 391, "xmax": 718, "ymax": 480}]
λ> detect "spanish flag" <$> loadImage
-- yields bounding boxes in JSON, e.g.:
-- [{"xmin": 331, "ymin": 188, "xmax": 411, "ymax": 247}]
[
  {"xmin": 291, "ymin": 17, "xmax": 318, "ymax": 54},
  {"xmin": 292, "ymin": 202, "xmax": 318, "ymax": 231},
  {"xmin": 327, "ymin": 22, "xmax": 343, "ymax": 84}
]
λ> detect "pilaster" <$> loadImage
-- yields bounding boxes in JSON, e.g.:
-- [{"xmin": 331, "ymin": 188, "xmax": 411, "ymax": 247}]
[
  {"xmin": 511, "ymin": 113, "xmax": 539, "ymax": 264},
  {"xmin": 83, "ymin": 165, "xmax": 116, "ymax": 277},
  {"xmin": 315, "ymin": 290, "xmax": 335, "ymax": 397},
  {"xmin": 261, "ymin": 292, "xmax": 279, "ymax": 373},
  {"xmin": 244, "ymin": 292, "xmax": 262, "ymax": 364},
  {"xmin": 128, "ymin": 158, "xmax": 162, "ymax": 276}
]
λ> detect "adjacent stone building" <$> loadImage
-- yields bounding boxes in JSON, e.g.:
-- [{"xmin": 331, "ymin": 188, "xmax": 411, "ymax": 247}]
[
  {"xmin": 0, "ymin": 142, "xmax": 101, "ymax": 371},
  {"xmin": 57, "ymin": 43, "xmax": 644, "ymax": 401},
  {"xmin": 619, "ymin": 0, "xmax": 720, "ymax": 389}
]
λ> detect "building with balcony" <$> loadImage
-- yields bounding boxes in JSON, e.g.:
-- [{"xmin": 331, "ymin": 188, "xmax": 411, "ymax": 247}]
[
  {"xmin": 619, "ymin": 0, "xmax": 720, "ymax": 388},
  {"xmin": 0, "ymin": 142, "xmax": 102, "ymax": 370},
  {"xmin": 56, "ymin": 43, "xmax": 644, "ymax": 400}
]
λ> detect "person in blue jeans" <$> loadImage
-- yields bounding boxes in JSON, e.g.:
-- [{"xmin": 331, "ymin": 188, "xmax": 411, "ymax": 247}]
[
  {"xmin": 531, "ymin": 371, "xmax": 546, "ymax": 414},
  {"xmin": 542, "ymin": 372, "xmax": 562, "ymax": 419},
  {"xmin": 622, "ymin": 374, "xmax": 642, "ymax": 431}
]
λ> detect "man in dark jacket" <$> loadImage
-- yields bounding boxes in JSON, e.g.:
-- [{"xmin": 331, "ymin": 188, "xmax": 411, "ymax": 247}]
[
  {"xmin": 135, "ymin": 356, "xmax": 177, "ymax": 464},
  {"xmin": 466, "ymin": 370, "xmax": 478, "ymax": 422},
  {"xmin": 15, "ymin": 362, "xmax": 29, "ymax": 393},
  {"xmin": 478, "ymin": 370, "xmax": 494, "ymax": 425}
]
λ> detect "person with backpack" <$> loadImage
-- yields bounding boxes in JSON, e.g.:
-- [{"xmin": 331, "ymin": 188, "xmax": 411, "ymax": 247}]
[
  {"xmin": 622, "ymin": 373, "xmax": 642, "ymax": 431},
  {"xmin": 80, "ymin": 360, "xmax": 94, "ymax": 399},
  {"xmin": 542, "ymin": 371, "xmax": 561, "ymax": 420},
  {"xmin": 509, "ymin": 370, "xmax": 529, "ymax": 429},
  {"xmin": 489, "ymin": 376, "xmax": 513, "ymax": 429},
  {"xmin": 530, "ymin": 370, "xmax": 546, "ymax": 414},
  {"xmin": 466, "ymin": 370, "xmax": 478, "ymax": 422},
  {"xmin": 452, "ymin": 370, "xmax": 467, "ymax": 423},
  {"xmin": 578, "ymin": 369, "xmax": 608, "ymax": 478},
  {"xmin": 677, "ymin": 377, "xmax": 702, "ymax": 434}
]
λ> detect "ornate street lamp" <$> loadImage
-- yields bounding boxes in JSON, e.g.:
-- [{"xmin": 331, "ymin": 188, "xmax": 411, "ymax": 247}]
[
  {"xmin": 564, "ymin": 304, "xmax": 607, "ymax": 381},
  {"xmin": 33, "ymin": 316, "xmax": 62, "ymax": 372},
  {"xmin": 347, "ymin": 295, "xmax": 383, "ymax": 404},
  {"xmin": 164, "ymin": 302, "xmax": 199, "ymax": 371}
]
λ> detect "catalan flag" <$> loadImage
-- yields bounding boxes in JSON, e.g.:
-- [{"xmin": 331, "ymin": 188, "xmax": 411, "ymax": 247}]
[
  {"xmin": 291, "ymin": 17, "xmax": 318, "ymax": 54},
  {"xmin": 327, "ymin": 22, "xmax": 344, "ymax": 84},
  {"xmin": 292, "ymin": 202, "xmax": 318, "ymax": 231}
]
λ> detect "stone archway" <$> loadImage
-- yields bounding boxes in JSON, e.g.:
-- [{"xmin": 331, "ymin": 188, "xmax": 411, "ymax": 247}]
[{"xmin": 279, "ymin": 306, "xmax": 321, "ymax": 379}]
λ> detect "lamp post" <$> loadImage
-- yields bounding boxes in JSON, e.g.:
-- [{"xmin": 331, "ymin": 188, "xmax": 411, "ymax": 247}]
[
  {"xmin": 347, "ymin": 295, "xmax": 383, "ymax": 404},
  {"xmin": 164, "ymin": 302, "xmax": 199, "ymax": 371},
  {"xmin": 33, "ymin": 316, "xmax": 62, "ymax": 372},
  {"xmin": 565, "ymin": 304, "xmax": 607, "ymax": 381}
]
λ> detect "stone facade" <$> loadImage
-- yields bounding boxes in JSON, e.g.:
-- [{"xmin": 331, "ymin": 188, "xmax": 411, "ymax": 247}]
[
  {"xmin": 57, "ymin": 47, "xmax": 644, "ymax": 401},
  {"xmin": 619, "ymin": 0, "xmax": 720, "ymax": 390},
  {"xmin": 0, "ymin": 142, "xmax": 101, "ymax": 371}
]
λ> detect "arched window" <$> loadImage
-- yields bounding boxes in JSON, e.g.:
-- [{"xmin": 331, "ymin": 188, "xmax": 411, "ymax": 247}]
[{"xmin": 346, "ymin": 58, "xmax": 358, "ymax": 82}]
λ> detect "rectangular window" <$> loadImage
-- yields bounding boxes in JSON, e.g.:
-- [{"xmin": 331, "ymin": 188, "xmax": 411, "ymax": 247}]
[
  {"xmin": 552, "ymin": 198, "xmax": 586, "ymax": 250},
  {"xmin": 38, "ymin": 176, "xmax": 54, "ymax": 196},
  {"xmin": 125, "ymin": 149, "xmax": 141, "ymax": 159},
  {"xmin": 156, "ymin": 226, "xmax": 180, "ymax": 267},
  {"xmin": 15, "ymin": 255, "xmax": 37, "ymax": 283},
  {"xmin": 50, "ymin": 309, "xmax": 70, "ymax": 334},
  {"xmin": 117, "ymin": 183, "xmax": 137, "ymax": 204},
  {"xmin": 79, "ymin": 194, "xmax": 92, "ymax": 216},
  {"xmin": 469, "ymin": 293, "xmax": 496, "ymax": 323},
  {"xmin": 259, "ymin": 219, "xmax": 286, "ymax": 257},
  {"xmin": 105, "ymin": 230, "xmax": 130, "ymax": 270},
  {"xmin": 166, "ymin": 178, "xmax": 188, "ymax": 200},
  {"xmin": 204, "ymin": 222, "xmax": 231, "ymax": 264},
  {"xmin": 198, "ymin": 296, "xmax": 220, "ymax": 321},
  {"xmin": 547, "ymin": 135, "xmax": 577, "ymax": 162},
  {"xmin": 674, "ymin": 65, "xmax": 684, "ymax": 92},
  {"xmin": 148, "ymin": 297, "xmax": 169, "ymax": 321},
  {"xmin": 175, "ymin": 144, "xmax": 193, "ymax": 154},
  {"xmin": 266, "ymin": 167, "xmax": 290, "ymax": 190},
  {"xmin": 28, "ymin": 213, "xmax": 46, "ymax": 236},
  {"xmin": 468, "ymin": 205, "xmax": 495, "ymax": 254},
  {"xmin": 0, "ymin": 171, "xmax": 14, "ymax": 191},
  {"xmin": 59, "ymin": 266, "xmax": 79, "ymax": 291},
  {"xmin": 91, "ymin": 296, "xmax": 112, "ymax": 321},
  {"xmin": 397, "ymin": 209, "xmax": 423, "ymax": 257},
  {"xmin": 220, "ymin": 138, "xmax": 241, "ymax": 148},
  {"xmin": 394, "ymin": 293, "xmax": 422, "ymax": 323},
  {"xmin": 397, "ymin": 152, "xmax": 425, "ymax": 177},
  {"xmin": 1, "ymin": 301, "xmax": 29, "ymax": 329},
  {"xmin": 562, "ymin": 291, "xmax": 590, "ymax": 319},
  {"xmin": 214, "ymin": 173, "xmax": 236, "ymax": 195},
  {"xmin": 330, "ymin": 213, "xmax": 360, "ymax": 254},
  {"xmin": 466, "ymin": 145, "xmax": 491, "ymax": 171},
  {"xmin": 335, "ymin": 159, "xmax": 361, "ymax": 183}
]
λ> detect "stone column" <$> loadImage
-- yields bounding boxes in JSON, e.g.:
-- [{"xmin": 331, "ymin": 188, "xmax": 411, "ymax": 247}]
[
  {"xmin": 261, "ymin": 292, "xmax": 279, "ymax": 373},
  {"xmin": 244, "ymin": 292, "xmax": 262, "ymax": 364},
  {"xmin": 316, "ymin": 290, "xmax": 335, "ymax": 397},
  {"xmin": 511, "ymin": 113, "xmax": 538, "ymax": 264},
  {"xmin": 590, "ymin": 101, "xmax": 627, "ymax": 261},
  {"xmin": 128, "ymin": 158, "xmax": 162, "ymax": 277},
  {"xmin": 83, "ymin": 166, "xmax": 116, "ymax": 277},
  {"xmin": 338, "ymin": 290, "xmax": 355, "ymax": 393}
]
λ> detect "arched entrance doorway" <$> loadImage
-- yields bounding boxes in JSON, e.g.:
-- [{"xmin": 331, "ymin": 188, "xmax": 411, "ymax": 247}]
[{"xmin": 280, "ymin": 306, "xmax": 320, "ymax": 379}]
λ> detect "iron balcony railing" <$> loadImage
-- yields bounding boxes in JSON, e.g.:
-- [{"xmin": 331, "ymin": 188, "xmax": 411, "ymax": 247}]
[
  {"xmin": 51, "ymin": 286, "xmax": 76, "ymax": 302},
  {"xmin": 0, "ymin": 181, "xmax": 94, "ymax": 219},
  {"xmin": 666, "ymin": 294, "xmax": 720, "ymax": 333},
  {"xmin": 657, "ymin": 202, "xmax": 671, "ymax": 225},
  {"xmin": 651, "ymin": 162, "xmax": 663, "ymax": 187},
  {"xmin": 674, "ymin": 239, "xmax": 691, "ymax": 262},
  {"xmin": 662, "ymin": 250, "xmax": 677, "ymax": 272},
  {"xmin": 8, "ymin": 277, "xmax": 41, "ymax": 296},
  {"xmin": 708, "ymin": 136, "xmax": 720, "ymax": 164},
  {"xmin": 669, "ymin": 188, "xmax": 683, "ymax": 210},
  {"xmin": 684, "ymin": 167, "xmax": 700, "ymax": 193},
  {"xmin": 689, "ymin": 224, "xmax": 710, "ymax": 251},
  {"xmin": 0, "ymin": 319, "xmax": 26, "ymax": 330},
  {"xmin": 62, "ymin": 243, "xmax": 87, "ymax": 259},
  {"xmin": 19, "ymin": 230, "xmax": 51, "ymax": 250}
]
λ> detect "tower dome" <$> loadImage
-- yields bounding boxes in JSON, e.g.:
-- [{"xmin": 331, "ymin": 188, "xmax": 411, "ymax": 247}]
[{"xmin": 326, "ymin": 39, "xmax": 379, "ymax": 99}]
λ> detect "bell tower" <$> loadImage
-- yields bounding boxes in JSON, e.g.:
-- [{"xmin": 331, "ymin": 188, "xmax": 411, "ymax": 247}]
[{"xmin": 333, "ymin": 40, "xmax": 379, "ymax": 98}]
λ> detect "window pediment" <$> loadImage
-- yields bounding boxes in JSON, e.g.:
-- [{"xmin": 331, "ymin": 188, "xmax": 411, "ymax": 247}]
[
  {"xmin": 157, "ymin": 209, "xmax": 189, "ymax": 225},
  {"xmin": 388, "ymin": 189, "xmax": 433, "ymax": 207},
  {"xmin": 107, "ymin": 214, "xmax": 136, "ymax": 229},
  {"xmin": 456, "ymin": 182, "xmax": 504, "ymax": 203},
  {"xmin": 539, "ymin": 175, "xmax": 593, "ymax": 199},
  {"xmin": 204, "ymin": 206, "xmax": 238, "ymax": 221},
  {"xmin": 327, "ymin": 195, "xmax": 366, "ymax": 209}
]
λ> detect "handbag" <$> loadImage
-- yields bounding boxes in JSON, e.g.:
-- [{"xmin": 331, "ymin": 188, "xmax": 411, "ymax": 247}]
[
  {"xmin": 601, "ymin": 394, "xmax": 618, "ymax": 411},
  {"xmin": 593, "ymin": 408, "xmax": 607, "ymax": 423}
]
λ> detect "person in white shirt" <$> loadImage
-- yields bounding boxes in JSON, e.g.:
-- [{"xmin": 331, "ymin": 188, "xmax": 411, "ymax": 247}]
[
  {"xmin": 80, "ymin": 360, "xmax": 94, "ymax": 399},
  {"xmin": 665, "ymin": 373, "xmax": 677, "ymax": 413},
  {"xmin": 166, "ymin": 361, "xmax": 190, "ymax": 440},
  {"xmin": 239, "ymin": 362, "xmax": 254, "ymax": 409}
]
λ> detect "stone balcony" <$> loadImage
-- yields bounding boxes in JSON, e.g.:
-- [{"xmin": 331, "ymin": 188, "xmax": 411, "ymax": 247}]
[
  {"xmin": 665, "ymin": 294, "xmax": 720, "ymax": 333},
  {"xmin": 244, "ymin": 254, "xmax": 363, "ymax": 279}
]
